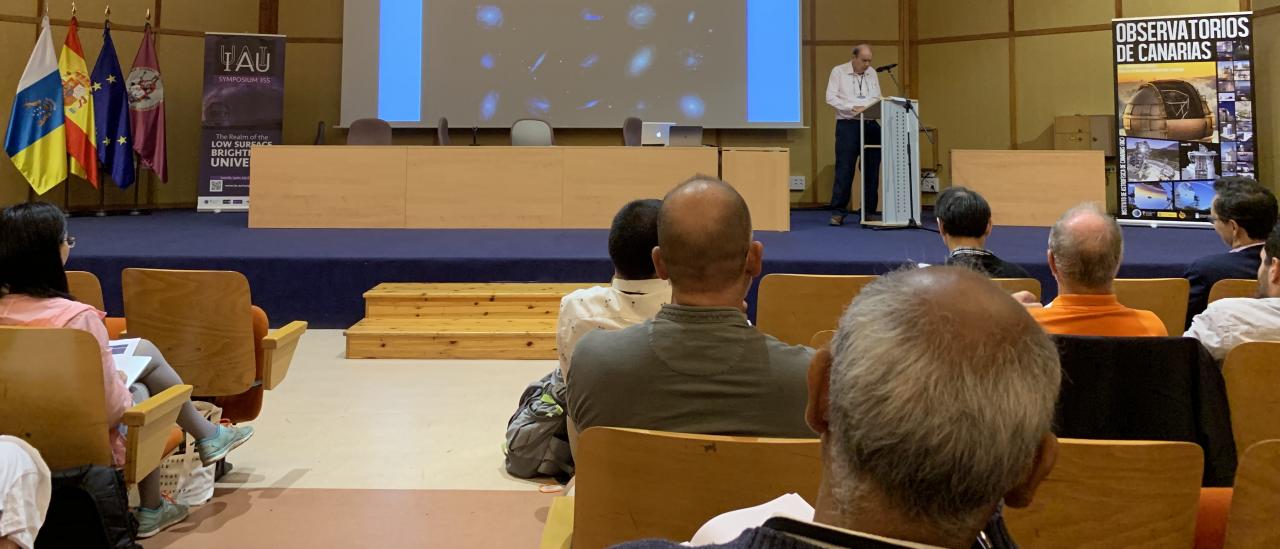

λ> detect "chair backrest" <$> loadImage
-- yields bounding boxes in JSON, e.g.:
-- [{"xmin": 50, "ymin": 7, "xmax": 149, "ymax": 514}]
[
  {"xmin": 1052, "ymin": 335, "xmax": 1236, "ymax": 486},
  {"xmin": 66, "ymin": 270, "xmax": 106, "ymax": 311},
  {"xmin": 1222, "ymin": 341, "xmax": 1280, "ymax": 454},
  {"xmin": 756, "ymin": 274, "xmax": 877, "ymax": 346},
  {"xmin": 437, "ymin": 117, "xmax": 450, "ymax": 145},
  {"xmin": 1113, "ymin": 278, "xmax": 1190, "ymax": 335},
  {"xmin": 0, "ymin": 327, "xmax": 114, "ymax": 470},
  {"xmin": 622, "ymin": 116, "xmax": 643, "ymax": 146},
  {"xmin": 992, "ymin": 277, "xmax": 1042, "ymax": 300},
  {"xmin": 1005, "ymin": 439, "xmax": 1203, "ymax": 548},
  {"xmin": 347, "ymin": 117, "xmax": 392, "ymax": 145},
  {"xmin": 313, "ymin": 120, "xmax": 326, "ymax": 145},
  {"xmin": 1225, "ymin": 440, "xmax": 1280, "ymax": 549},
  {"xmin": 511, "ymin": 118, "xmax": 554, "ymax": 146},
  {"xmin": 122, "ymin": 269, "xmax": 257, "ymax": 396},
  {"xmin": 573, "ymin": 427, "xmax": 821, "ymax": 549},
  {"xmin": 1209, "ymin": 278, "xmax": 1259, "ymax": 305}
]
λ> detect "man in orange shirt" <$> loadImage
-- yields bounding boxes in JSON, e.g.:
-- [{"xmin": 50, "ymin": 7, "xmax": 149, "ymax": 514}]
[{"xmin": 1015, "ymin": 203, "xmax": 1167, "ymax": 336}]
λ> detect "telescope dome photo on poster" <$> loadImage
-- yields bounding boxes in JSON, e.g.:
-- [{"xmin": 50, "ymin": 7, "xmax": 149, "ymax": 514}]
[{"xmin": 1118, "ymin": 62, "xmax": 1217, "ymax": 142}]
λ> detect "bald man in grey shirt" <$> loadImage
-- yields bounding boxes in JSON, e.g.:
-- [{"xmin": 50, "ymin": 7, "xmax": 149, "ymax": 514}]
[{"xmin": 567, "ymin": 177, "xmax": 814, "ymax": 439}]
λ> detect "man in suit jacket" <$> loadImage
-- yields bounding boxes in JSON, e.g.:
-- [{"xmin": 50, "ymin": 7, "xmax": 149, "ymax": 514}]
[{"xmin": 1184, "ymin": 177, "xmax": 1277, "ymax": 327}]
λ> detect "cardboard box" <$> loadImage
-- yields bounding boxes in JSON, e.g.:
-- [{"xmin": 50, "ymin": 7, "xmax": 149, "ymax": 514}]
[{"xmin": 1054, "ymin": 115, "xmax": 1116, "ymax": 157}]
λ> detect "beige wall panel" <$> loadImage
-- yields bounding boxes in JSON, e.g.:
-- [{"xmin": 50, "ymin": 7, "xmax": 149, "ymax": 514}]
[
  {"xmin": 406, "ymin": 147, "xmax": 562, "ymax": 228},
  {"xmin": 0, "ymin": 2, "xmax": 34, "ymax": 16},
  {"xmin": 1015, "ymin": 0, "xmax": 1113, "ymax": 30},
  {"xmin": 283, "ymin": 44, "xmax": 342, "ymax": 146},
  {"xmin": 917, "ymin": 39, "xmax": 1011, "ymax": 187},
  {"xmin": 803, "ymin": 0, "xmax": 811, "ymax": 41},
  {"xmin": 162, "ymin": 0, "xmax": 258, "ymax": 34},
  {"xmin": 1255, "ymin": 0, "xmax": 1280, "ymax": 10},
  {"xmin": 250, "ymin": 146, "xmax": 407, "ymax": 228},
  {"xmin": 1015, "ymin": 32, "xmax": 1114, "ymax": 150},
  {"xmin": 917, "ymin": 0, "xmax": 1006, "ymax": 39},
  {"xmin": 1121, "ymin": 0, "xmax": 1240, "ymax": 18},
  {"xmin": 1254, "ymin": 14, "xmax": 1277, "ymax": 192},
  {"xmin": 813, "ymin": 45, "xmax": 898, "ymax": 209},
  {"xmin": 814, "ymin": 0, "xmax": 899, "ymax": 41},
  {"xmin": 279, "ymin": 0, "xmax": 342, "ymax": 37},
  {"xmin": 152, "ymin": 35, "xmax": 203, "ymax": 205},
  {"xmin": 561, "ymin": 147, "xmax": 717, "ymax": 228},
  {"xmin": 0, "ymin": 21, "xmax": 34, "ymax": 206},
  {"xmin": 47, "ymin": 0, "xmax": 153, "ymax": 25}
]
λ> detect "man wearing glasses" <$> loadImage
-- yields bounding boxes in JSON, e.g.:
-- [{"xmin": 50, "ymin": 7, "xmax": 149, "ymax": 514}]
[
  {"xmin": 1183, "ymin": 177, "xmax": 1277, "ymax": 327},
  {"xmin": 825, "ymin": 44, "xmax": 882, "ymax": 226}
]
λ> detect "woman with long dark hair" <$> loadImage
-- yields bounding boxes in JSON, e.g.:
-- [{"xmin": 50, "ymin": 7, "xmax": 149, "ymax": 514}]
[{"xmin": 0, "ymin": 202, "xmax": 253, "ymax": 538}]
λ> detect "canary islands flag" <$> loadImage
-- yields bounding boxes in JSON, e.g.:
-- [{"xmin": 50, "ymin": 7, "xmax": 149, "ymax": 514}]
[
  {"xmin": 4, "ymin": 16, "xmax": 67, "ymax": 195},
  {"xmin": 59, "ymin": 16, "xmax": 98, "ymax": 186}
]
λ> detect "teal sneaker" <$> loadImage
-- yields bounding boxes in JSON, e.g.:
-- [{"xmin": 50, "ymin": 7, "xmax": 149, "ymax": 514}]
[
  {"xmin": 136, "ymin": 500, "xmax": 189, "ymax": 539},
  {"xmin": 195, "ymin": 424, "xmax": 255, "ymax": 467}
]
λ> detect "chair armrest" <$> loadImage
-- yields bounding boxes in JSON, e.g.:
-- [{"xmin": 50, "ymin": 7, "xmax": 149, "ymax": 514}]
[
  {"xmin": 122, "ymin": 384, "xmax": 193, "ymax": 484},
  {"xmin": 262, "ymin": 321, "xmax": 307, "ymax": 390},
  {"xmin": 539, "ymin": 496, "xmax": 574, "ymax": 549}
]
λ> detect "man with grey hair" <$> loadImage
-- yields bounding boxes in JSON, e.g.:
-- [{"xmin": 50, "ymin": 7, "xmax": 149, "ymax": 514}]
[
  {"xmin": 567, "ymin": 176, "xmax": 813, "ymax": 442},
  {"xmin": 618, "ymin": 267, "xmax": 1061, "ymax": 549},
  {"xmin": 1017, "ymin": 203, "xmax": 1167, "ymax": 336}
]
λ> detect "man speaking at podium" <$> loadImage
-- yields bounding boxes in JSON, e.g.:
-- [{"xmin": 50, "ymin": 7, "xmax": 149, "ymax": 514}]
[{"xmin": 826, "ymin": 45, "xmax": 882, "ymax": 226}]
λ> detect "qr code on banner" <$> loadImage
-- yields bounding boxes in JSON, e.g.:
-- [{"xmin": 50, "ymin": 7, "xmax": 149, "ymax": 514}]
[{"xmin": 210, "ymin": 180, "xmax": 223, "ymax": 192}]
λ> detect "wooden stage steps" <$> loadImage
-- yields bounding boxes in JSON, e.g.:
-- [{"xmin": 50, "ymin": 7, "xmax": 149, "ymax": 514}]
[{"xmin": 345, "ymin": 283, "xmax": 598, "ymax": 359}]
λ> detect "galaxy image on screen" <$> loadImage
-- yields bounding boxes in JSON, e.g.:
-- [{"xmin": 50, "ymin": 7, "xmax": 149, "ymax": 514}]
[{"xmin": 425, "ymin": 1, "xmax": 745, "ymax": 127}]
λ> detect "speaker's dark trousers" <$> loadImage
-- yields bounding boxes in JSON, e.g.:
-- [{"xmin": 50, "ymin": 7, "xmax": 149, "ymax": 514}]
[{"xmin": 830, "ymin": 118, "xmax": 881, "ymax": 216}]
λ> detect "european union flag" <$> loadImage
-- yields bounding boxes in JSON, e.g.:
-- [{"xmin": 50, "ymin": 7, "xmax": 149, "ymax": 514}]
[{"xmin": 91, "ymin": 22, "xmax": 134, "ymax": 188}]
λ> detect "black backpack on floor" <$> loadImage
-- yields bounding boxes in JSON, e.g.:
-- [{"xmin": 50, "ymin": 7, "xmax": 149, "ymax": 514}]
[{"xmin": 35, "ymin": 465, "xmax": 140, "ymax": 549}]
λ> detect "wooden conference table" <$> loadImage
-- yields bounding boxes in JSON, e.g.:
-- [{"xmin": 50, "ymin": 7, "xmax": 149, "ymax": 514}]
[{"xmin": 248, "ymin": 146, "xmax": 791, "ymax": 231}]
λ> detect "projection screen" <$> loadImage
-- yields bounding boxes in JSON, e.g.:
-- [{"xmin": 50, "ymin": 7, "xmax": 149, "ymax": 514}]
[{"xmin": 341, "ymin": 0, "xmax": 803, "ymax": 129}]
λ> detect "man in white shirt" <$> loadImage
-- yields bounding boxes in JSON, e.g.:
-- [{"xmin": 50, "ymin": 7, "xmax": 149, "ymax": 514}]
[
  {"xmin": 0, "ymin": 436, "xmax": 51, "ymax": 549},
  {"xmin": 1186, "ymin": 223, "xmax": 1280, "ymax": 361},
  {"xmin": 826, "ymin": 44, "xmax": 883, "ymax": 226},
  {"xmin": 557, "ymin": 198, "xmax": 671, "ymax": 376}
]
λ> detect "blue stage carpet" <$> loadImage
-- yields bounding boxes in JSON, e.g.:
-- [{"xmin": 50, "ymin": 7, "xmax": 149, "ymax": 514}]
[{"xmin": 66, "ymin": 210, "xmax": 1224, "ymax": 329}]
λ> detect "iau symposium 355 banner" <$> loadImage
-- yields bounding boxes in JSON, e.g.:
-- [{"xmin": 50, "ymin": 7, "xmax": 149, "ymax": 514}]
[
  {"xmin": 198, "ymin": 33, "xmax": 285, "ymax": 212},
  {"xmin": 1115, "ymin": 11, "xmax": 1255, "ymax": 225}
]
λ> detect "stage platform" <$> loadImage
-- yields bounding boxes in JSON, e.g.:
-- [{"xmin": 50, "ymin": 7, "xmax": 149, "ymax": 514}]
[{"xmin": 67, "ymin": 209, "xmax": 1225, "ymax": 329}]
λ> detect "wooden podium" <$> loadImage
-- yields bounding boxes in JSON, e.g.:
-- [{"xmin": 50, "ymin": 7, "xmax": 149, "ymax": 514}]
[{"xmin": 857, "ymin": 97, "xmax": 922, "ymax": 228}]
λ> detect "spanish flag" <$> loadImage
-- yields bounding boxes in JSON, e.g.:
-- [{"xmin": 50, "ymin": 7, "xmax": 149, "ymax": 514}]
[
  {"xmin": 4, "ymin": 15, "xmax": 66, "ymax": 195},
  {"xmin": 59, "ymin": 15, "xmax": 98, "ymax": 186}
]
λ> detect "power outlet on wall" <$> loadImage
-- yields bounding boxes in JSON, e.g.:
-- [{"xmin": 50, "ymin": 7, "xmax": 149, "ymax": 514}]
[{"xmin": 789, "ymin": 176, "xmax": 806, "ymax": 192}]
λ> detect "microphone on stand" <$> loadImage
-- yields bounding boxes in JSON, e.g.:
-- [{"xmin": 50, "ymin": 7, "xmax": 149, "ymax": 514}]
[{"xmin": 875, "ymin": 63, "xmax": 898, "ymax": 73}]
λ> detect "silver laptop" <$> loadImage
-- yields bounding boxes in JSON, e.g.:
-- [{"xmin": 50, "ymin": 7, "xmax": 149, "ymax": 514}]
[
  {"xmin": 669, "ymin": 125, "xmax": 703, "ymax": 147},
  {"xmin": 641, "ymin": 122, "xmax": 675, "ymax": 146}
]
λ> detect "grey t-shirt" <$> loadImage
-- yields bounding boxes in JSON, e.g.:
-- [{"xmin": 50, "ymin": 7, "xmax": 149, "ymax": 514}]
[{"xmin": 567, "ymin": 304, "xmax": 815, "ymax": 439}]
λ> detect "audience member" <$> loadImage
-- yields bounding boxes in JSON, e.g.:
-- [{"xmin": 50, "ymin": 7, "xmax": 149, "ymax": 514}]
[
  {"xmin": 557, "ymin": 199, "xmax": 670, "ymax": 376},
  {"xmin": 0, "ymin": 203, "xmax": 253, "ymax": 538},
  {"xmin": 1186, "ymin": 222, "xmax": 1280, "ymax": 360},
  {"xmin": 0, "ymin": 436, "xmax": 49, "ymax": 549},
  {"xmin": 1018, "ymin": 203, "xmax": 1167, "ymax": 336},
  {"xmin": 935, "ymin": 186, "xmax": 1030, "ymax": 278},
  {"xmin": 567, "ymin": 177, "xmax": 813, "ymax": 439},
  {"xmin": 1183, "ymin": 177, "xmax": 1277, "ymax": 327},
  {"xmin": 619, "ymin": 267, "xmax": 1061, "ymax": 549}
]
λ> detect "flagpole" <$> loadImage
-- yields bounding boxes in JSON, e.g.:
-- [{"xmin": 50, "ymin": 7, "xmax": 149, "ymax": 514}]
[{"xmin": 68, "ymin": 2, "xmax": 75, "ymax": 216}]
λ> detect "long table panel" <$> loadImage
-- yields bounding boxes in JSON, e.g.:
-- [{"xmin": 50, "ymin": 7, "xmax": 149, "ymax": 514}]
[{"xmin": 250, "ymin": 146, "xmax": 787, "ymax": 230}]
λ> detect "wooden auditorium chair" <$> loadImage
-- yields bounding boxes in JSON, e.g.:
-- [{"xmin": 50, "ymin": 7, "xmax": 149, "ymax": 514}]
[
  {"xmin": 1209, "ymin": 278, "xmax": 1259, "ymax": 305},
  {"xmin": 1112, "ymin": 277, "xmax": 1190, "ymax": 335},
  {"xmin": 1003, "ymin": 439, "xmax": 1204, "ymax": 549},
  {"xmin": 1222, "ymin": 342, "xmax": 1280, "ymax": 454},
  {"xmin": 122, "ymin": 268, "xmax": 307, "ymax": 423},
  {"xmin": 66, "ymin": 270, "xmax": 127, "ymax": 339},
  {"xmin": 1222, "ymin": 440, "xmax": 1280, "ymax": 548},
  {"xmin": 756, "ymin": 274, "xmax": 877, "ymax": 346},
  {"xmin": 992, "ymin": 277, "xmax": 1042, "ymax": 301},
  {"xmin": 562, "ymin": 427, "xmax": 821, "ymax": 549},
  {"xmin": 0, "ymin": 327, "xmax": 190, "ymax": 485}
]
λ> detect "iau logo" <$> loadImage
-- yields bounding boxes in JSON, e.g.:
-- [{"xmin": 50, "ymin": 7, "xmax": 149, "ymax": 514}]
[{"xmin": 219, "ymin": 45, "xmax": 272, "ymax": 73}]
